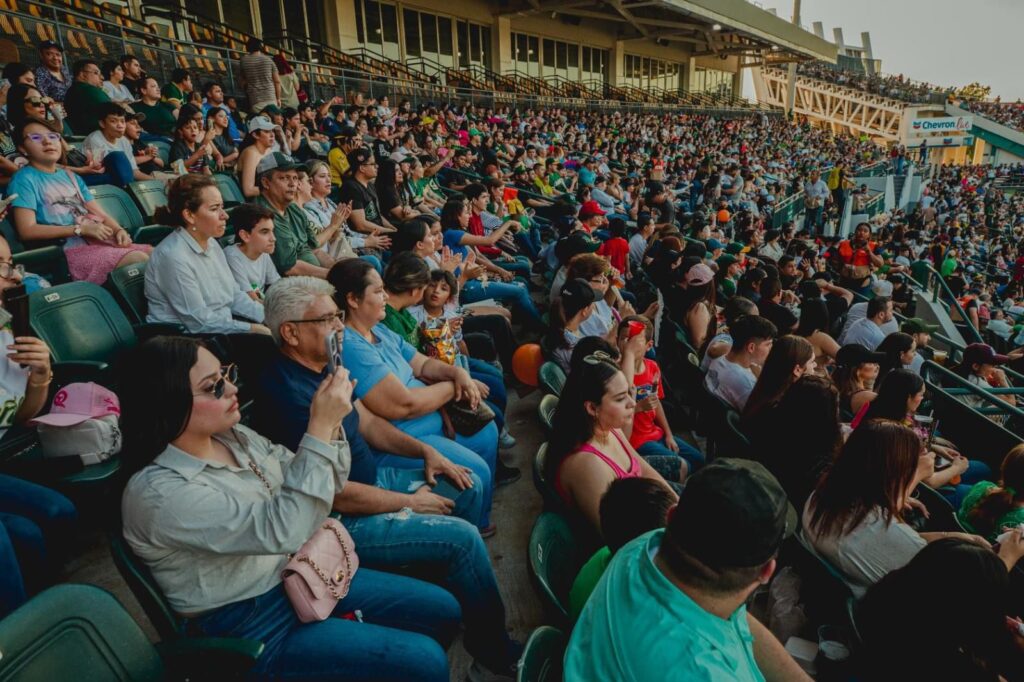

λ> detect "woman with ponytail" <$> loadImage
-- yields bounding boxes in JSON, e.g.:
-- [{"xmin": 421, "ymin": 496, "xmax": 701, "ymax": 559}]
[{"xmin": 958, "ymin": 445, "xmax": 1024, "ymax": 542}]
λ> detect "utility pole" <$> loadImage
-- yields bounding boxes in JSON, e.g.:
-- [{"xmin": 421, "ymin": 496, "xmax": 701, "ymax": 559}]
[{"xmin": 784, "ymin": 0, "xmax": 801, "ymax": 115}]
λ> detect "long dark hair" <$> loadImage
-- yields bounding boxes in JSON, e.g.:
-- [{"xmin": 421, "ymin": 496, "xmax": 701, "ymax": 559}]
[
  {"xmin": 440, "ymin": 198, "xmax": 466, "ymax": 231},
  {"xmin": 796, "ymin": 298, "xmax": 830, "ymax": 337},
  {"xmin": 858, "ymin": 539, "xmax": 1011, "ymax": 680},
  {"xmin": 863, "ymin": 369, "xmax": 923, "ymax": 422},
  {"xmin": 120, "ymin": 336, "xmax": 202, "ymax": 472},
  {"xmin": 391, "ymin": 217, "xmax": 431, "ymax": 254},
  {"xmin": 743, "ymin": 335, "xmax": 813, "ymax": 420},
  {"xmin": 807, "ymin": 420, "xmax": 921, "ymax": 539},
  {"xmin": 7, "ymin": 83, "xmax": 41, "ymax": 127},
  {"xmin": 547, "ymin": 356, "xmax": 623, "ymax": 482},
  {"xmin": 875, "ymin": 332, "xmax": 915, "ymax": 386},
  {"xmin": 966, "ymin": 444, "xmax": 1024, "ymax": 538}
]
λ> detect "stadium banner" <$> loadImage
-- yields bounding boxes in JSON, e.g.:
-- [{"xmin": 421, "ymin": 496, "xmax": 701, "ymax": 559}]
[{"xmin": 910, "ymin": 116, "xmax": 973, "ymax": 133}]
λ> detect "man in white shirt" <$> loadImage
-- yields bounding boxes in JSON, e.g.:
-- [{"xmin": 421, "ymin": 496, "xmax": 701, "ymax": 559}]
[
  {"xmin": 83, "ymin": 102, "xmax": 151, "ymax": 186},
  {"xmin": 839, "ymin": 280, "xmax": 899, "ymax": 339},
  {"xmin": 840, "ymin": 296, "xmax": 893, "ymax": 350},
  {"xmin": 802, "ymin": 170, "xmax": 830, "ymax": 236},
  {"xmin": 704, "ymin": 315, "xmax": 777, "ymax": 411}
]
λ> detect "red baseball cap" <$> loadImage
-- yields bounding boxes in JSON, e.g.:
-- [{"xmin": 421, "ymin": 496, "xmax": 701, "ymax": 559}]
[{"xmin": 578, "ymin": 200, "xmax": 606, "ymax": 219}]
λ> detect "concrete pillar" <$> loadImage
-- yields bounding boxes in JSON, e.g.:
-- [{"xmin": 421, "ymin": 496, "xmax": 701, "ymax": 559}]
[
  {"xmin": 609, "ymin": 40, "xmax": 624, "ymax": 87},
  {"xmin": 832, "ymin": 27, "xmax": 845, "ymax": 50},
  {"xmin": 335, "ymin": 0, "xmax": 359, "ymax": 51},
  {"xmin": 493, "ymin": 15, "xmax": 512, "ymax": 74},
  {"xmin": 812, "ymin": 21, "xmax": 824, "ymax": 39},
  {"xmin": 685, "ymin": 57, "xmax": 696, "ymax": 93},
  {"xmin": 784, "ymin": 0, "xmax": 801, "ymax": 114},
  {"xmin": 321, "ymin": 1, "xmax": 342, "ymax": 50},
  {"xmin": 731, "ymin": 70, "xmax": 742, "ymax": 98},
  {"xmin": 860, "ymin": 31, "xmax": 875, "ymax": 74}
]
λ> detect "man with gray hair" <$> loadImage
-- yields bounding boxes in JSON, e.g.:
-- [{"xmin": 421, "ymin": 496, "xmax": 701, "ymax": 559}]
[{"xmin": 253, "ymin": 276, "xmax": 522, "ymax": 678}]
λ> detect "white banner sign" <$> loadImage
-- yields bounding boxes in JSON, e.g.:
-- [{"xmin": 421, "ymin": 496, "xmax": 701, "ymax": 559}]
[{"xmin": 911, "ymin": 116, "xmax": 973, "ymax": 133}]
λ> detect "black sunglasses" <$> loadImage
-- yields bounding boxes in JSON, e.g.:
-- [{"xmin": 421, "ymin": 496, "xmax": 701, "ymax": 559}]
[{"xmin": 196, "ymin": 364, "xmax": 238, "ymax": 399}]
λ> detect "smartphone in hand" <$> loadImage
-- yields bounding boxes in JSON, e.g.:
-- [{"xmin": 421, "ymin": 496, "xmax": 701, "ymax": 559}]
[
  {"xmin": 2, "ymin": 284, "xmax": 30, "ymax": 338},
  {"xmin": 325, "ymin": 332, "xmax": 340, "ymax": 374}
]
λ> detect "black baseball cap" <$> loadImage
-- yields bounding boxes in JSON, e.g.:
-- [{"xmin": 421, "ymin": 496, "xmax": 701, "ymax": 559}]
[
  {"xmin": 560, "ymin": 278, "xmax": 601, "ymax": 319},
  {"xmin": 835, "ymin": 344, "xmax": 886, "ymax": 368},
  {"xmin": 38, "ymin": 40, "xmax": 63, "ymax": 52},
  {"xmin": 255, "ymin": 152, "xmax": 302, "ymax": 177},
  {"xmin": 666, "ymin": 459, "xmax": 792, "ymax": 569},
  {"xmin": 555, "ymin": 232, "xmax": 599, "ymax": 265},
  {"xmin": 962, "ymin": 343, "xmax": 1009, "ymax": 367},
  {"xmin": 646, "ymin": 180, "xmax": 665, "ymax": 196}
]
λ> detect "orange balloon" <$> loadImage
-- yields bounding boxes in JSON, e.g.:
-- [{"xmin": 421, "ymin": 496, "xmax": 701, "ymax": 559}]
[{"xmin": 512, "ymin": 343, "xmax": 543, "ymax": 387}]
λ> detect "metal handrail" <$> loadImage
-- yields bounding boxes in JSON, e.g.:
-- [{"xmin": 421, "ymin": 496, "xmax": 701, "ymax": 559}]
[
  {"xmin": 918, "ymin": 263, "xmax": 984, "ymax": 343},
  {"xmin": 922, "ymin": 360, "xmax": 1024, "ymax": 422}
]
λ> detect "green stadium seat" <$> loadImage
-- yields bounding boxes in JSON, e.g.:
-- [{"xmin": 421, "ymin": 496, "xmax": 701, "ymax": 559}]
[
  {"xmin": 538, "ymin": 394, "xmax": 557, "ymax": 434},
  {"xmin": 90, "ymin": 184, "xmax": 146, "ymax": 234},
  {"xmin": 528, "ymin": 511, "xmax": 584, "ymax": 624},
  {"xmin": 517, "ymin": 626, "xmax": 566, "ymax": 682},
  {"xmin": 133, "ymin": 224, "xmax": 174, "ymax": 246},
  {"xmin": 0, "ymin": 583, "xmax": 162, "ymax": 681},
  {"xmin": 538, "ymin": 361, "xmax": 566, "ymax": 396},
  {"xmin": 106, "ymin": 261, "xmax": 148, "ymax": 324},
  {"xmin": 126, "ymin": 179, "xmax": 168, "ymax": 221},
  {"xmin": 29, "ymin": 281, "xmax": 137, "ymax": 370},
  {"xmin": 0, "ymin": 583, "xmax": 263, "ymax": 681},
  {"xmin": 213, "ymin": 171, "xmax": 246, "ymax": 207},
  {"xmin": 0, "ymin": 219, "xmax": 69, "ymax": 284},
  {"xmin": 532, "ymin": 442, "xmax": 562, "ymax": 510}
]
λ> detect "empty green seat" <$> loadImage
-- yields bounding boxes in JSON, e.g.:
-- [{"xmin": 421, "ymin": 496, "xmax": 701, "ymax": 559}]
[
  {"xmin": 127, "ymin": 179, "xmax": 168, "ymax": 221},
  {"xmin": 517, "ymin": 626, "xmax": 566, "ymax": 682},
  {"xmin": 0, "ymin": 583, "xmax": 263, "ymax": 681},
  {"xmin": 213, "ymin": 171, "xmax": 246, "ymax": 206},
  {"xmin": 29, "ymin": 281, "xmax": 138, "ymax": 369},
  {"xmin": 90, "ymin": 184, "xmax": 146, "ymax": 233},
  {"xmin": 538, "ymin": 394, "xmax": 558, "ymax": 434},
  {"xmin": 528, "ymin": 511, "xmax": 584, "ymax": 622},
  {"xmin": 532, "ymin": 442, "xmax": 562, "ymax": 510},
  {"xmin": 538, "ymin": 362, "xmax": 566, "ymax": 396},
  {"xmin": 133, "ymin": 224, "xmax": 174, "ymax": 246},
  {"xmin": 106, "ymin": 261, "xmax": 148, "ymax": 324},
  {"xmin": 0, "ymin": 584, "xmax": 162, "ymax": 681}
]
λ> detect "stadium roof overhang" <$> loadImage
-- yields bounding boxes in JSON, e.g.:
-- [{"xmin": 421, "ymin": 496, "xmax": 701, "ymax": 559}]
[{"xmin": 497, "ymin": 0, "xmax": 837, "ymax": 64}]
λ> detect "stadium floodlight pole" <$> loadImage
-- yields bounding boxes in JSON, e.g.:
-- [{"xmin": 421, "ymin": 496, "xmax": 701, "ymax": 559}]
[{"xmin": 784, "ymin": 0, "xmax": 801, "ymax": 114}]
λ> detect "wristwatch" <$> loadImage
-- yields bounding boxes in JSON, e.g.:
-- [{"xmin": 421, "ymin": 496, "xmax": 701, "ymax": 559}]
[{"xmin": 73, "ymin": 226, "xmax": 83, "ymax": 237}]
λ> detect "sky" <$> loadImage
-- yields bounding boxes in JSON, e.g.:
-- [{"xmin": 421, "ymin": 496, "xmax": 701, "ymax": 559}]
[{"xmin": 743, "ymin": 0, "xmax": 1023, "ymax": 102}]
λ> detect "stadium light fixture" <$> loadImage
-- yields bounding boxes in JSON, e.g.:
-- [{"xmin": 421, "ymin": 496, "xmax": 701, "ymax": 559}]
[{"xmin": 712, "ymin": 23, "xmax": 722, "ymax": 31}]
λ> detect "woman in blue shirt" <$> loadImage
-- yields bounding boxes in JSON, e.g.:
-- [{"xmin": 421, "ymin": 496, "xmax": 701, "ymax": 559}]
[{"xmin": 329, "ymin": 258, "xmax": 499, "ymax": 530}]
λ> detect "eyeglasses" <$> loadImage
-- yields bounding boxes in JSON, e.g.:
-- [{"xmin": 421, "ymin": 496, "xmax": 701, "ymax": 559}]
[
  {"xmin": 195, "ymin": 364, "xmax": 238, "ymax": 399},
  {"xmin": 0, "ymin": 262, "xmax": 24, "ymax": 280},
  {"xmin": 287, "ymin": 310, "xmax": 346, "ymax": 326},
  {"xmin": 23, "ymin": 132, "xmax": 61, "ymax": 143},
  {"xmin": 26, "ymin": 98, "xmax": 48, "ymax": 107}
]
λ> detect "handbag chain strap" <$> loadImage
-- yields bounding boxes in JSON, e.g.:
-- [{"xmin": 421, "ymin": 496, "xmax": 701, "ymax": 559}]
[
  {"xmin": 249, "ymin": 460, "xmax": 352, "ymax": 592},
  {"xmin": 296, "ymin": 523, "xmax": 353, "ymax": 598}
]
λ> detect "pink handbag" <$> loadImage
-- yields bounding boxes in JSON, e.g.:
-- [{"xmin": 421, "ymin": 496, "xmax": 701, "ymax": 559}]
[
  {"xmin": 281, "ymin": 518, "xmax": 359, "ymax": 623},
  {"xmin": 247, "ymin": 460, "xmax": 359, "ymax": 623}
]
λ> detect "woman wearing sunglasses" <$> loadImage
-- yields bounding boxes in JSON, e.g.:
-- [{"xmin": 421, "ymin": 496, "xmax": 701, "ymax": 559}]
[
  {"xmin": 119, "ymin": 336, "xmax": 459, "ymax": 681},
  {"xmin": 547, "ymin": 350, "xmax": 677, "ymax": 540},
  {"xmin": 145, "ymin": 174, "xmax": 270, "ymax": 335}
]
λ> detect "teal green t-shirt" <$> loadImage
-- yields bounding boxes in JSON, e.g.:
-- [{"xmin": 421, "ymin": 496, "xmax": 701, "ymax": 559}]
[
  {"xmin": 957, "ymin": 480, "xmax": 1024, "ymax": 541},
  {"xmin": 568, "ymin": 546, "xmax": 611, "ymax": 622},
  {"xmin": 565, "ymin": 530, "xmax": 764, "ymax": 682}
]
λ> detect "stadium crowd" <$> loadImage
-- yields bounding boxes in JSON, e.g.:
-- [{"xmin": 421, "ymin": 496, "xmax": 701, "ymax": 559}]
[
  {"xmin": 0, "ymin": 35, "xmax": 1023, "ymax": 682},
  {"xmin": 960, "ymin": 99, "xmax": 1024, "ymax": 134},
  {"xmin": 795, "ymin": 61, "xmax": 952, "ymax": 105}
]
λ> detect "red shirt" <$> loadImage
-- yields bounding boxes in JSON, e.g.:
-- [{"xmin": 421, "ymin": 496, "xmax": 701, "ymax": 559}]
[
  {"xmin": 598, "ymin": 237, "xmax": 630, "ymax": 275},
  {"xmin": 628, "ymin": 358, "xmax": 665, "ymax": 448},
  {"xmin": 468, "ymin": 212, "xmax": 501, "ymax": 257}
]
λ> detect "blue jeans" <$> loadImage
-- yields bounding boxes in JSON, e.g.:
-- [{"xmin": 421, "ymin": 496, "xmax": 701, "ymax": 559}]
[
  {"xmin": 514, "ymin": 226, "xmax": 543, "ymax": 260},
  {"xmin": 374, "ymin": 466, "xmax": 484, "ymax": 527},
  {"xmin": 637, "ymin": 436, "xmax": 706, "ymax": 479},
  {"xmin": 81, "ymin": 151, "xmax": 135, "ymax": 188},
  {"xmin": 461, "ymin": 279, "xmax": 542, "ymax": 325},
  {"xmin": 0, "ymin": 474, "xmax": 76, "ymax": 612},
  {"xmin": 495, "ymin": 255, "xmax": 532, "ymax": 279},
  {"xmin": 187, "ymin": 576, "xmax": 458, "ymax": 681},
  {"xmin": 803, "ymin": 206, "xmax": 823, "ymax": 235},
  {"xmin": 939, "ymin": 459, "xmax": 992, "ymax": 508},
  {"xmin": 342, "ymin": 506, "xmax": 516, "ymax": 671},
  {"xmin": 373, "ymin": 428, "xmax": 497, "ymax": 528}
]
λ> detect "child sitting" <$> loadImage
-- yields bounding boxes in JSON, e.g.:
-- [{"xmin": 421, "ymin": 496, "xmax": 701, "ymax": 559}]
[
  {"xmin": 617, "ymin": 315, "xmax": 704, "ymax": 484},
  {"xmin": 169, "ymin": 117, "xmax": 211, "ymax": 175},
  {"xmin": 224, "ymin": 203, "xmax": 280, "ymax": 301},
  {"xmin": 597, "ymin": 217, "xmax": 630, "ymax": 280}
]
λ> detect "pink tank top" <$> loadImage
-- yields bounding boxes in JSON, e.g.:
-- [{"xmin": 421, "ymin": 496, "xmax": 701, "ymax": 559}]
[{"xmin": 555, "ymin": 430, "xmax": 642, "ymax": 507}]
